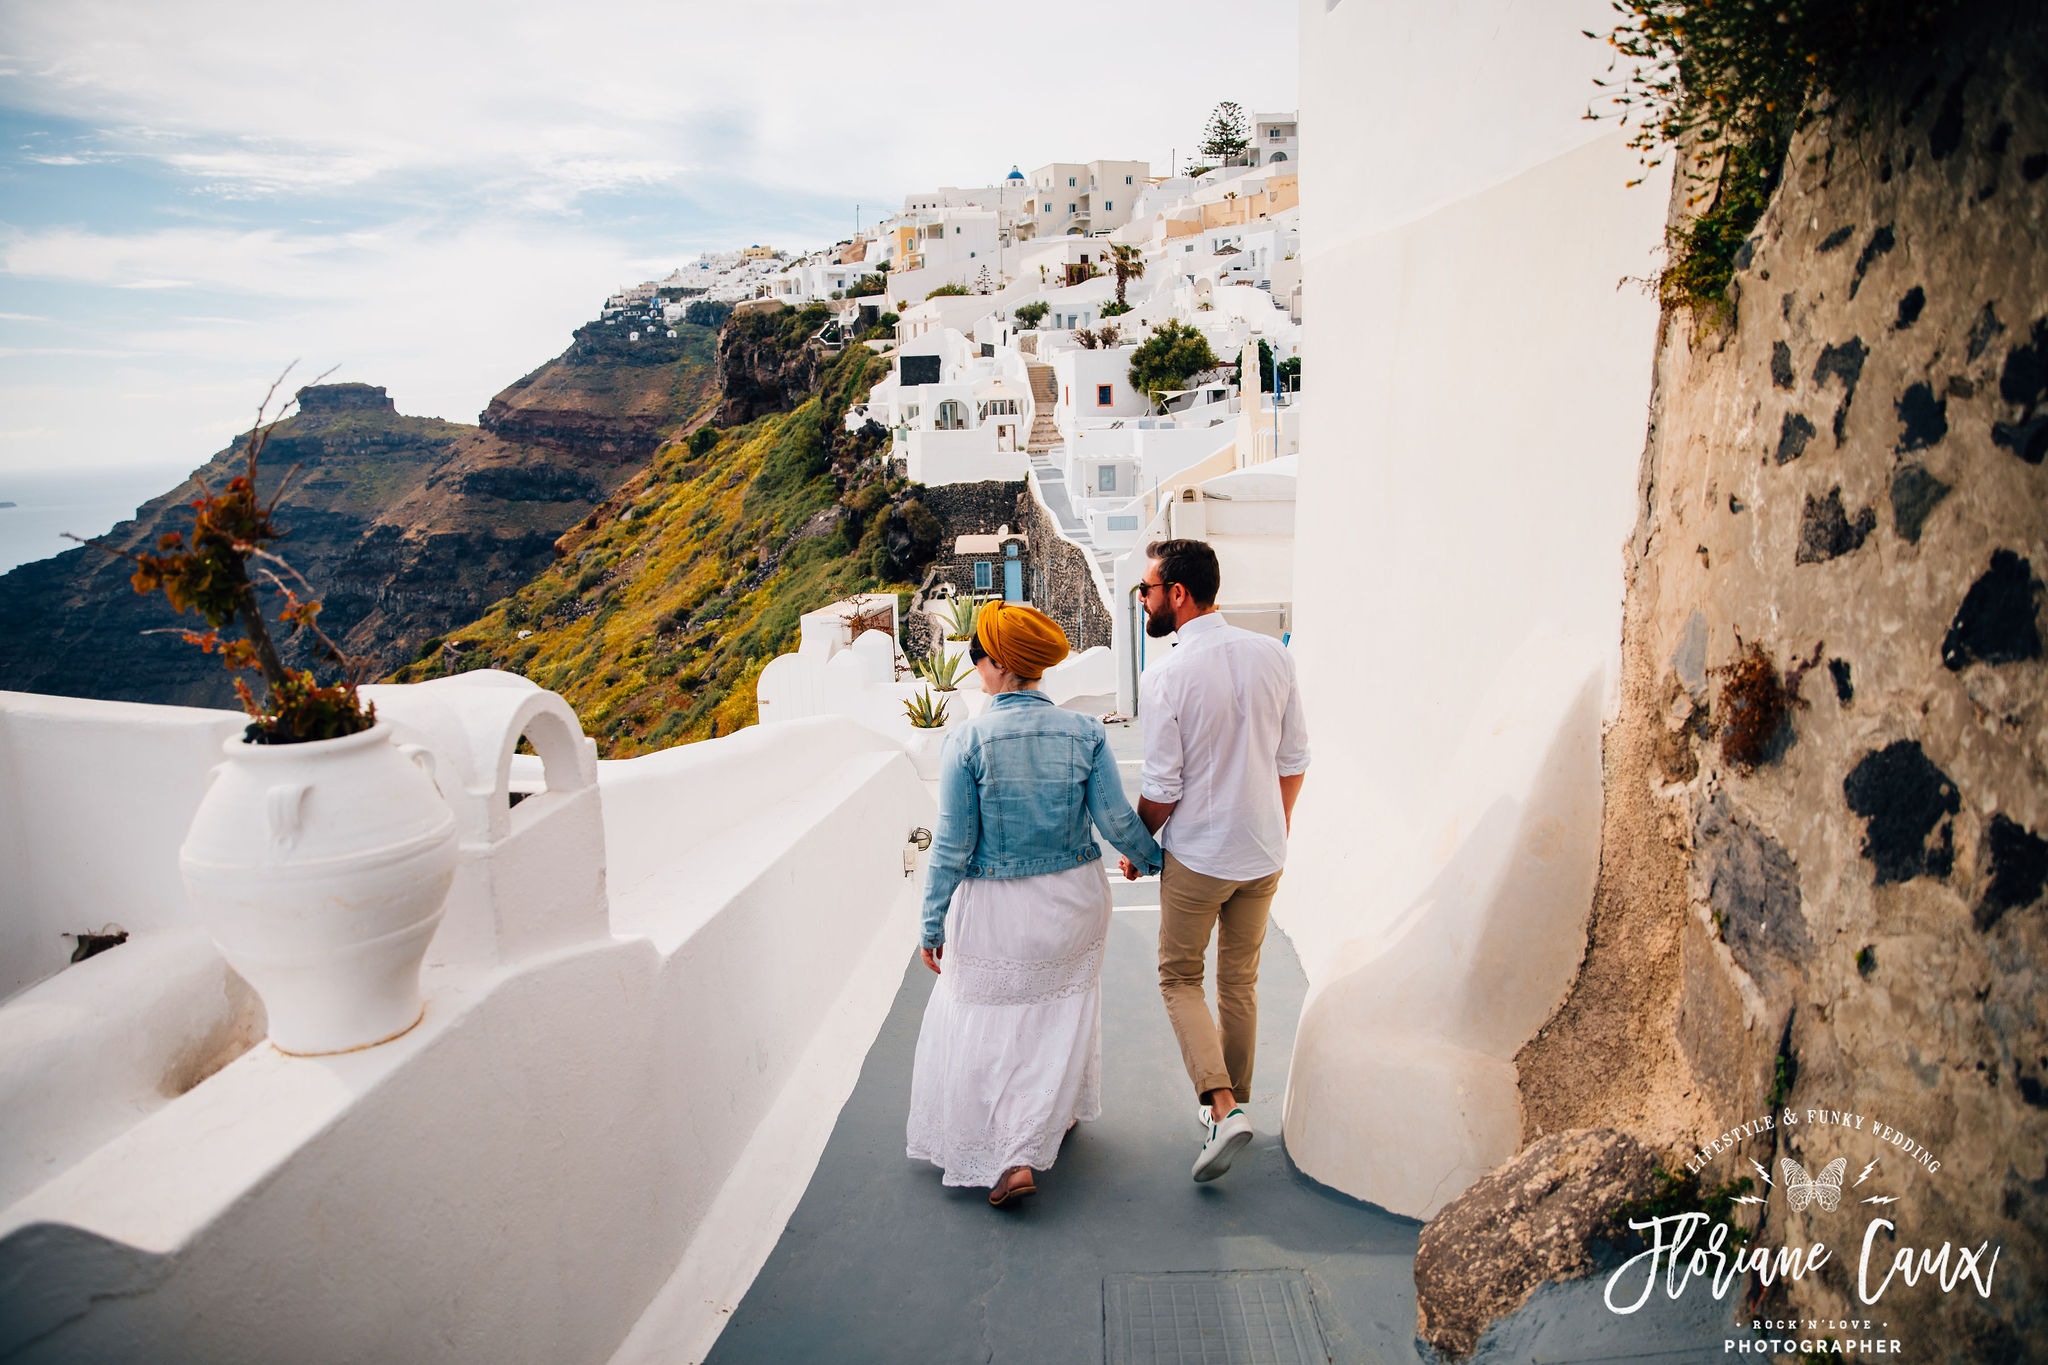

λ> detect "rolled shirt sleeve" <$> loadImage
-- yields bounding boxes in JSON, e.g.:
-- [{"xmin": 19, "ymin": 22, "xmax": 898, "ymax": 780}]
[
  {"xmin": 1276, "ymin": 652, "xmax": 1310, "ymax": 777},
  {"xmin": 1138, "ymin": 670, "xmax": 1183, "ymax": 803}
]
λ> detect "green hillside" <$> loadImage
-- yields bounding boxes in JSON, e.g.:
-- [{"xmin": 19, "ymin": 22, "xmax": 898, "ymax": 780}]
[{"xmin": 390, "ymin": 324, "xmax": 943, "ymax": 756}]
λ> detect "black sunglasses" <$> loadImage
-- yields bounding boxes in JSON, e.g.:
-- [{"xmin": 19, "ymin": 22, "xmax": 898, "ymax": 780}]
[{"xmin": 1133, "ymin": 579, "xmax": 1172, "ymax": 598}]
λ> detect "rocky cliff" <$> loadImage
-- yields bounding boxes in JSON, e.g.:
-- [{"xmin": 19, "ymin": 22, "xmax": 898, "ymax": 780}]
[
  {"xmin": 0, "ymin": 315, "xmax": 724, "ymax": 708},
  {"xmin": 387, "ymin": 333, "xmax": 944, "ymax": 755},
  {"xmin": 481, "ymin": 316, "xmax": 719, "ymax": 459},
  {"xmin": 714, "ymin": 304, "xmax": 831, "ymax": 426},
  {"xmin": 1506, "ymin": 7, "xmax": 2046, "ymax": 1356}
]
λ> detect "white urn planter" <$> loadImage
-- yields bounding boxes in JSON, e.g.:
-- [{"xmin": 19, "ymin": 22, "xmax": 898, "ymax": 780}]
[
  {"xmin": 180, "ymin": 721, "xmax": 458, "ymax": 1056},
  {"xmin": 903, "ymin": 724, "xmax": 951, "ymax": 780}
]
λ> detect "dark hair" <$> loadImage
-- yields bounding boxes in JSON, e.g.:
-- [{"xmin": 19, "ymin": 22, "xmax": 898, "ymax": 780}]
[
  {"xmin": 1144, "ymin": 538, "xmax": 1219, "ymax": 606},
  {"xmin": 968, "ymin": 633, "xmax": 988, "ymax": 664}
]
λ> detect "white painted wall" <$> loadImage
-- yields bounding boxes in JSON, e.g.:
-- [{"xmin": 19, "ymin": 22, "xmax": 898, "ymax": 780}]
[
  {"xmin": 1277, "ymin": 0, "xmax": 1672, "ymax": 1219},
  {"xmin": 904, "ymin": 426, "xmax": 1026, "ymax": 486},
  {"xmin": 0, "ymin": 693, "xmax": 245, "ymax": 1002}
]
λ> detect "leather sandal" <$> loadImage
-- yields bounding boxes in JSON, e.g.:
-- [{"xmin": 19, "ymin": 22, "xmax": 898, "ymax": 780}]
[{"xmin": 988, "ymin": 1166, "xmax": 1036, "ymax": 1207}]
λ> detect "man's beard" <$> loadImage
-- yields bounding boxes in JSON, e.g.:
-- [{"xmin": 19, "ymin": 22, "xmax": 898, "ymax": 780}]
[{"xmin": 1144, "ymin": 607, "xmax": 1177, "ymax": 639}]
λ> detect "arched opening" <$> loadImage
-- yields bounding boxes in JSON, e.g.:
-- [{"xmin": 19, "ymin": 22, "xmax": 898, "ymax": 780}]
[{"xmin": 934, "ymin": 400, "xmax": 969, "ymax": 431}]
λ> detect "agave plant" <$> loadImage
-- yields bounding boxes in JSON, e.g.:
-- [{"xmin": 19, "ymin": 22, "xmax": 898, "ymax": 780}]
[
  {"xmin": 913, "ymin": 649, "xmax": 968, "ymax": 691},
  {"xmin": 903, "ymin": 687, "xmax": 950, "ymax": 729},
  {"xmin": 944, "ymin": 592, "xmax": 993, "ymax": 642}
]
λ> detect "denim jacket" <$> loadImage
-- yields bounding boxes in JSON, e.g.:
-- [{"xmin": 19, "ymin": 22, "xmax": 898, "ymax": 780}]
[{"xmin": 920, "ymin": 691, "xmax": 1163, "ymax": 948}]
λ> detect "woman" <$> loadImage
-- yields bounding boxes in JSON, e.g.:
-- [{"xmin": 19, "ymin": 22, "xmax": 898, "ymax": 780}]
[{"xmin": 906, "ymin": 601, "xmax": 1162, "ymax": 1207}]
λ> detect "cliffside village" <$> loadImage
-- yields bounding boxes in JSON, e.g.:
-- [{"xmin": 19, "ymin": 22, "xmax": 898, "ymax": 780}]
[{"xmin": 604, "ymin": 113, "xmax": 1303, "ymax": 713}]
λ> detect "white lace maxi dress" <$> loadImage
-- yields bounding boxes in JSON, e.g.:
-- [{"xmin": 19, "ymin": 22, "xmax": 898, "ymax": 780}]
[{"xmin": 905, "ymin": 860, "xmax": 1113, "ymax": 1187}]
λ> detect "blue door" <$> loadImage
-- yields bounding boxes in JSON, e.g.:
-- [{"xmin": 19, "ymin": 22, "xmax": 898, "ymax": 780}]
[{"xmin": 1003, "ymin": 559, "xmax": 1023, "ymax": 601}]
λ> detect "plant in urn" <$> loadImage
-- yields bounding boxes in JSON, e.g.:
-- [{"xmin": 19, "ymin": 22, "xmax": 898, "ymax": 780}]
[{"xmin": 76, "ymin": 372, "xmax": 456, "ymax": 1054}]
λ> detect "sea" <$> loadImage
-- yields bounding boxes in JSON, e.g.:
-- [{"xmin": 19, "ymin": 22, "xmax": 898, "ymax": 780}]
[{"xmin": 0, "ymin": 464, "xmax": 196, "ymax": 576}]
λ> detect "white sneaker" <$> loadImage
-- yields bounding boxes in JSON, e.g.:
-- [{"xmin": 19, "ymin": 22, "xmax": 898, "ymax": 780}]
[{"xmin": 1192, "ymin": 1105, "xmax": 1253, "ymax": 1182}]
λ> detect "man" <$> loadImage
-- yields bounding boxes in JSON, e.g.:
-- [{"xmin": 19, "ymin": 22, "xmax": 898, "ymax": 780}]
[{"xmin": 1121, "ymin": 537, "xmax": 1308, "ymax": 1182}]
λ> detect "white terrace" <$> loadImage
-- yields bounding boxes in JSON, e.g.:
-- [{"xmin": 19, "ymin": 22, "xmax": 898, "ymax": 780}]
[{"xmin": 0, "ymin": 673, "xmax": 930, "ymax": 1363}]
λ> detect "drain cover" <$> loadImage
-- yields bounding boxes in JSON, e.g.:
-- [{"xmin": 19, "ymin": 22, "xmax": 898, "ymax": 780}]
[{"xmin": 1103, "ymin": 1269, "xmax": 1328, "ymax": 1365}]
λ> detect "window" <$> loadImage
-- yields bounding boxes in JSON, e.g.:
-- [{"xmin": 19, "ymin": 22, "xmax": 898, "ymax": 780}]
[
  {"xmin": 1125, "ymin": 175, "xmax": 1133, "ymax": 184},
  {"xmin": 974, "ymin": 562, "xmax": 992, "ymax": 590},
  {"xmin": 1104, "ymin": 201, "xmax": 1112, "ymax": 211},
  {"xmin": 1068, "ymin": 176, "xmax": 1076, "ymax": 187},
  {"xmin": 1004, "ymin": 543, "xmax": 1018, "ymax": 558},
  {"xmin": 1069, "ymin": 203, "xmax": 1077, "ymax": 214},
  {"xmin": 1098, "ymin": 465, "xmax": 1117, "ymax": 492},
  {"xmin": 1108, "ymin": 515, "xmax": 1140, "ymax": 531},
  {"xmin": 1096, "ymin": 384, "xmax": 1113, "ymax": 406},
  {"xmin": 935, "ymin": 400, "xmax": 968, "ymax": 430}
]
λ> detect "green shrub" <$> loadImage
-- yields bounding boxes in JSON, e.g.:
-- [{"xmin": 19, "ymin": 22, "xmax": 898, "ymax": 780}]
[
  {"xmin": 1128, "ymin": 320, "xmax": 1219, "ymax": 403},
  {"xmin": 926, "ymin": 283, "xmax": 971, "ymax": 299},
  {"xmin": 1014, "ymin": 301, "xmax": 1049, "ymax": 329},
  {"xmin": 683, "ymin": 299, "xmax": 732, "ymax": 328}
]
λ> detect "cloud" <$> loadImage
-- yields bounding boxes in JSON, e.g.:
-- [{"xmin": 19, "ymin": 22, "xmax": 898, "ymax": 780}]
[
  {"xmin": 0, "ymin": 1, "xmax": 1297, "ymax": 479},
  {"xmin": 2, "ymin": 1, "xmax": 1296, "ymax": 207}
]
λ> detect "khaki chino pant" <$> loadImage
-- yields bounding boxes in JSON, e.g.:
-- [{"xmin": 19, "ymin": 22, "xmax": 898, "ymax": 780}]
[{"xmin": 1156, "ymin": 851, "xmax": 1283, "ymax": 1104}]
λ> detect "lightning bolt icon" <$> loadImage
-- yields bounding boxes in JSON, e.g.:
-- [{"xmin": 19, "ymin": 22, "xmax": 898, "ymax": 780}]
[
  {"xmin": 1732, "ymin": 1195, "xmax": 1766, "ymax": 1206},
  {"xmin": 1752, "ymin": 1157, "xmax": 1774, "ymax": 1187},
  {"xmin": 1856, "ymin": 1159, "xmax": 1880, "ymax": 1186},
  {"xmin": 1862, "ymin": 1195, "xmax": 1898, "ymax": 1205}
]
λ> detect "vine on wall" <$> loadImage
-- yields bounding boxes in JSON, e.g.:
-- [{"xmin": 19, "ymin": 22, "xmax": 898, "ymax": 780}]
[{"xmin": 1590, "ymin": 0, "xmax": 1961, "ymax": 317}]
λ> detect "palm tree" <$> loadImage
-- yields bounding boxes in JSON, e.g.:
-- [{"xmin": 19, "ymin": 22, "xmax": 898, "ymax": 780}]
[{"xmin": 1109, "ymin": 244, "xmax": 1146, "ymax": 309}]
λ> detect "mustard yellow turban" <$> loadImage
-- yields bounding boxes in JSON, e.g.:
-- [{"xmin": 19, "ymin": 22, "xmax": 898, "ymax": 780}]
[{"xmin": 976, "ymin": 601, "xmax": 1070, "ymax": 680}]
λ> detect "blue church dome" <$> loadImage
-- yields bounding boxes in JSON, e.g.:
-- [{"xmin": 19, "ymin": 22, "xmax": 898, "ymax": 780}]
[{"xmin": 1005, "ymin": 165, "xmax": 1025, "ymax": 180}]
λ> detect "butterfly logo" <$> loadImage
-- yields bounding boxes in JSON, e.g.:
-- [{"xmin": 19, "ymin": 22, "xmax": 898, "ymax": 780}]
[{"xmin": 1780, "ymin": 1157, "xmax": 1847, "ymax": 1213}]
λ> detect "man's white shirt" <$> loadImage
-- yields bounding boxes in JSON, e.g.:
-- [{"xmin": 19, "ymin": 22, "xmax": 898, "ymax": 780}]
[{"xmin": 1138, "ymin": 612, "xmax": 1310, "ymax": 880}]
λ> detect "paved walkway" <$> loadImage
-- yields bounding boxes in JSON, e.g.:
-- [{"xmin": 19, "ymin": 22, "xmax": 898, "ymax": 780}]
[
  {"xmin": 704, "ymin": 707, "xmax": 1750, "ymax": 1364},
  {"xmin": 704, "ymin": 910, "xmax": 1426, "ymax": 1365}
]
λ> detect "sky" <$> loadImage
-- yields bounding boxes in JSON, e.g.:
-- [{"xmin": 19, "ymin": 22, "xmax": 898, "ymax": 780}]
[{"xmin": 0, "ymin": 0, "xmax": 1299, "ymax": 485}]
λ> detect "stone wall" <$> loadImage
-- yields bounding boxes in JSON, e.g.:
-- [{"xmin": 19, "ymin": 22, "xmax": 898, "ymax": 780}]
[
  {"xmin": 1513, "ymin": 10, "xmax": 2046, "ymax": 1355},
  {"xmin": 1019, "ymin": 478, "xmax": 1112, "ymax": 652},
  {"xmin": 913, "ymin": 478, "xmax": 1027, "ymax": 600},
  {"xmin": 916, "ymin": 480, "xmax": 1027, "ymax": 541},
  {"xmin": 903, "ymin": 480, "xmax": 1022, "ymax": 659},
  {"xmin": 900, "ymin": 477, "xmax": 1111, "ymax": 654}
]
